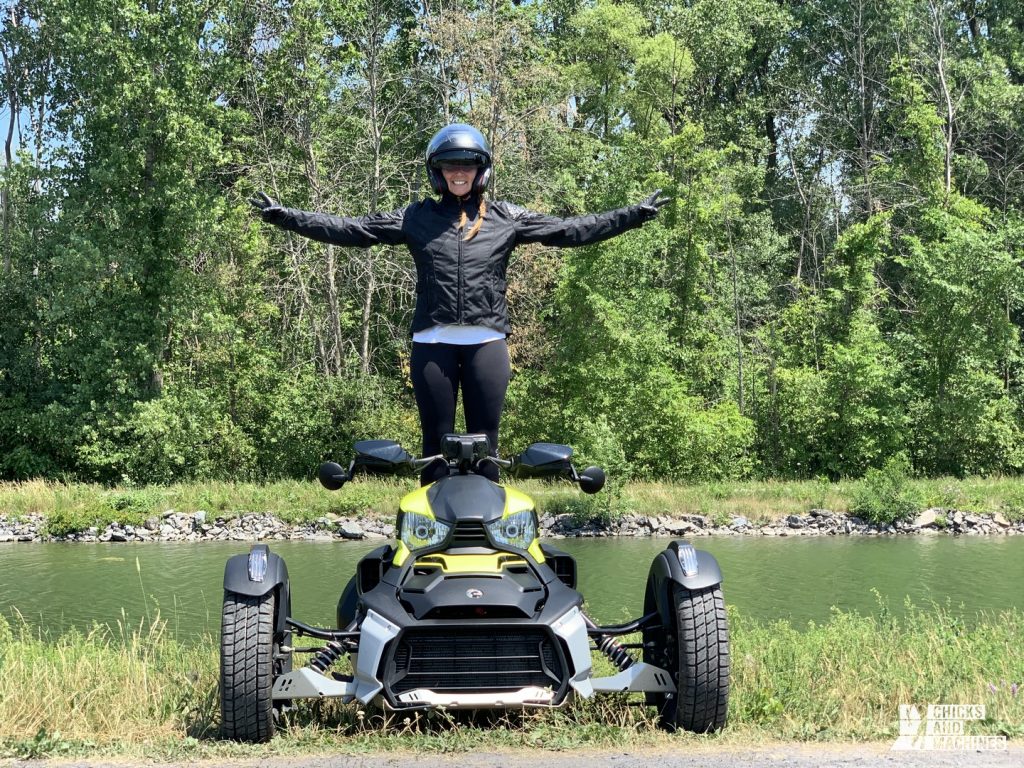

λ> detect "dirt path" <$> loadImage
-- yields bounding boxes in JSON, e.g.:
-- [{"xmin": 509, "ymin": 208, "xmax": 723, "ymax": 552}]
[{"xmin": 12, "ymin": 743, "xmax": 1023, "ymax": 768}]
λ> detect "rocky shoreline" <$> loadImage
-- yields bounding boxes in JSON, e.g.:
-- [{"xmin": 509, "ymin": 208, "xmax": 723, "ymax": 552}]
[{"xmin": 1, "ymin": 507, "xmax": 1022, "ymax": 543}]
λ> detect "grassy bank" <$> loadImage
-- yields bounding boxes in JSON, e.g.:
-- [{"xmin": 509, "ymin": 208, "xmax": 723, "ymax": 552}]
[
  {"xmin": 3, "ymin": 475, "xmax": 1024, "ymax": 534},
  {"xmin": 1, "ymin": 603, "xmax": 1021, "ymax": 760}
]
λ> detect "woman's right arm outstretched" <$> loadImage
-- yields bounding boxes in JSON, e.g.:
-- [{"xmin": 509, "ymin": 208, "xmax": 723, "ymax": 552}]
[{"xmin": 250, "ymin": 191, "xmax": 409, "ymax": 247}]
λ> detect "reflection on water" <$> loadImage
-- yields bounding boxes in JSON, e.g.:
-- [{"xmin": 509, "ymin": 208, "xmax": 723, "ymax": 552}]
[{"xmin": 2, "ymin": 535, "xmax": 1023, "ymax": 641}]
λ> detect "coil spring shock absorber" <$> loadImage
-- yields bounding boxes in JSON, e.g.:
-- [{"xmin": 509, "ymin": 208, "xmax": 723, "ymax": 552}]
[
  {"xmin": 307, "ymin": 640, "xmax": 347, "ymax": 674},
  {"xmin": 584, "ymin": 614, "xmax": 634, "ymax": 671},
  {"xmin": 594, "ymin": 633, "xmax": 635, "ymax": 671}
]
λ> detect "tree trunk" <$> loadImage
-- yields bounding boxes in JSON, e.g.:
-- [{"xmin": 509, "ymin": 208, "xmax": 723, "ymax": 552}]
[{"xmin": 2, "ymin": 4, "xmax": 17, "ymax": 276}]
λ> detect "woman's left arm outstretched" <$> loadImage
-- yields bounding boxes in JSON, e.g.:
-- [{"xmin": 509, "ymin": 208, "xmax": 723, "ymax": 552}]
[{"xmin": 504, "ymin": 190, "xmax": 670, "ymax": 247}]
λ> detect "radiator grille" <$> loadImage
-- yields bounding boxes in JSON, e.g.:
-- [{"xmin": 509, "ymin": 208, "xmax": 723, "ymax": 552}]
[{"xmin": 388, "ymin": 628, "xmax": 564, "ymax": 694}]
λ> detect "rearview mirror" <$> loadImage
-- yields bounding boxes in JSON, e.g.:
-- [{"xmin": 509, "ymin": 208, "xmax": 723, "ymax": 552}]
[
  {"xmin": 318, "ymin": 461, "xmax": 349, "ymax": 491},
  {"xmin": 578, "ymin": 466, "xmax": 606, "ymax": 494}
]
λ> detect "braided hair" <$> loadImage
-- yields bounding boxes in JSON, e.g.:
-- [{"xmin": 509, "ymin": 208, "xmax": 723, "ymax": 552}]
[{"xmin": 459, "ymin": 198, "xmax": 487, "ymax": 241}]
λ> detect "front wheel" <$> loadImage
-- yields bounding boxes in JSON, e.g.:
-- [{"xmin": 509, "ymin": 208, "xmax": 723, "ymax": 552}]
[
  {"xmin": 656, "ymin": 584, "xmax": 730, "ymax": 732},
  {"xmin": 220, "ymin": 591, "xmax": 279, "ymax": 742}
]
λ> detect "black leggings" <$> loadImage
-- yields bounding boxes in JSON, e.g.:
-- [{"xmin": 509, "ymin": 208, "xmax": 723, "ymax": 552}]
[{"xmin": 410, "ymin": 339, "xmax": 511, "ymax": 485}]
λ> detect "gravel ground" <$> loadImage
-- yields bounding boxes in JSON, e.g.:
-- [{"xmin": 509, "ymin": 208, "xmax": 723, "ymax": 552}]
[{"xmin": 8, "ymin": 743, "xmax": 1023, "ymax": 768}]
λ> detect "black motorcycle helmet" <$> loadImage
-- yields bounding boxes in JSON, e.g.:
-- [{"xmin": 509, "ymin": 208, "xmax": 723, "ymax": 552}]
[{"xmin": 425, "ymin": 123, "xmax": 492, "ymax": 195}]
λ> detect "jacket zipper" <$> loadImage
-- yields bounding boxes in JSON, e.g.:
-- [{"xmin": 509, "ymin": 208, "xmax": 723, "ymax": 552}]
[{"xmin": 457, "ymin": 203, "xmax": 465, "ymax": 322}]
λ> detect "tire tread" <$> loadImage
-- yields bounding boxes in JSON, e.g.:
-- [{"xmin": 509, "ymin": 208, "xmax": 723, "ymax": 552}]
[
  {"xmin": 220, "ymin": 591, "xmax": 276, "ymax": 742},
  {"xmin": 669, "ymin": 584, "xmax": 730, "ymax": 732}
]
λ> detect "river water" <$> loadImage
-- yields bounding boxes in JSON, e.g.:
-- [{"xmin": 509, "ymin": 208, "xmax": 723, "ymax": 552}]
[{"xmin": 2, "ymin": 535, "xmax": 1023, "ymax": 641}]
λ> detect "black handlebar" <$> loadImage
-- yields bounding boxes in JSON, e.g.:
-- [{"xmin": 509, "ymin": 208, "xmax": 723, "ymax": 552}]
[{"xmin": 318, "ymin": 446, "xmax": 604, "ymax": 494}]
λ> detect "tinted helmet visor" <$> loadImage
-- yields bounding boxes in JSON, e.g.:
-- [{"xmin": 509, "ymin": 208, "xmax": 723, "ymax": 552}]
[{"xmin": 429, "ymin": 149, "xmax": 485, "ymax": 168}]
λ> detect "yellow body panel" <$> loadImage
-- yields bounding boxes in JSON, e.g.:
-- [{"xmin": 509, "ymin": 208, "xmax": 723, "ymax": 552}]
[
  {"xmin": 527, "ymin": 538, "xmax": 545, "ymax": 563},
  {"xmin": 412, "ymin": 552, "xmax": 528, "ymax": 574},
  {"xmin": 399, "ymin": 484, "xmax": 435, "ymax": 517},
  {"xmin": 393, "ymin": 541, "xmax": 412, "ymax": 567},
  {"xmin": 503, "ymin": 486, "xmax": 534, "ymax": 515}
]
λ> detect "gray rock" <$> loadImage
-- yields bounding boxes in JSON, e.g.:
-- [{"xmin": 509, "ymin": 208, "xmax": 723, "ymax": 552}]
[
  {"xmin": 913, "ymin": 508, "xmax": 939, "ymax": 528},
  {"xmin": 992, "ymin": 512, "xmax": 1011, "ymax": 527},
  {"xmin": 144, "ymin": 517, "xmax": 160, "ymax": 531},
  {"xmin": 337, "ymin": 521, "xmax": 365, "ymax": 540},
  {"xmin": 664, "ymin": 519, "xmax": 697, "ymax": 535},
  {"xmin": 729, "ymin": 516, "xmax": 749, "ymax": 529},
  {"xmin": 193, "ymin": 511, "xmax": 207, "ymax": 526}
]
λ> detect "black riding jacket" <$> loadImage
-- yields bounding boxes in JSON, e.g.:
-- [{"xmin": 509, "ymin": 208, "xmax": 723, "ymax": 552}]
[{"xmin": 275, "ymin": 193, "xmax": 649, "ymax": 334}]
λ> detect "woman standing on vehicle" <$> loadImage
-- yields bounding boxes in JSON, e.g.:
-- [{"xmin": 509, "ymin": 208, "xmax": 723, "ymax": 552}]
[{"xmin": 251, "ymin": 124, "xmax": 668, "ymax": 484}]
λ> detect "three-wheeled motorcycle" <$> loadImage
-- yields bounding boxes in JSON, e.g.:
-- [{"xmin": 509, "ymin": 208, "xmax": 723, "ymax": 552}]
[{"xmin": 220, "ymin": 434, "xmax": 729, "ymax": 741}]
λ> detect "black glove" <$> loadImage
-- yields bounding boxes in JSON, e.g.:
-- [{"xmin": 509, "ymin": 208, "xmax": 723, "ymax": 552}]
[
  {"xmin": 638, "ymin": 188, "xmax": 671, "ymax": 221},
  {"xmin": 249, "ymin": 191, "xmax": 287, "ymax": 225}
]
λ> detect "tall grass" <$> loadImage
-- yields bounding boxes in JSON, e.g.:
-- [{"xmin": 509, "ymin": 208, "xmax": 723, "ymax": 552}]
[
  {"xmin": 730, "ymin": 598, "xmax": 1024, "ymax": 740},
  {"xmin": 0, "ymin": 614, "xmax": 217, "ymax": 751},
  {"xmin": 1, "ymin": 602, "xmax": 1020, "ymax": 759}
]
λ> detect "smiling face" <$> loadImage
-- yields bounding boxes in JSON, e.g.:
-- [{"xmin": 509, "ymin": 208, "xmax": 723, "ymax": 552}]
[{"xmin": 440, "ymin": 162, "xmax": 480, "ymax": 196}]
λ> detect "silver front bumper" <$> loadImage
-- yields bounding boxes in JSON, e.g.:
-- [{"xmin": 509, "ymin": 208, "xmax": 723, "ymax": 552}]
[{"xmin": 271, "ymin": 606, "xmax": 675, "ymax": 706}]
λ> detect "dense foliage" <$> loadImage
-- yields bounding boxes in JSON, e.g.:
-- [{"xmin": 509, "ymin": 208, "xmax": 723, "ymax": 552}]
[{"xmin": 2, "ymin": 0, "xmax": 1023, "ymax": 484}]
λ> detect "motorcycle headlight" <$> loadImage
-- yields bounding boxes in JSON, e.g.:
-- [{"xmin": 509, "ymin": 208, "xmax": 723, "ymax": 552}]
[
  {"xmin": 400, "ymin": 511, "xmax": 450, "ymax": 551},
  {"xmin": 486, "ymin": 510, "xmax": 537, "ymax": 551}
]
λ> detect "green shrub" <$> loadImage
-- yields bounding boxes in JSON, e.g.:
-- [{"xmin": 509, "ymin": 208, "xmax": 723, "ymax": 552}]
[
  {"xmin": 999, "ymin": 489, "xmax": 1024, "ymax": 523},
  {"xmin": 537, "ymin": 478, "xmax": 632, "ymax": 526},
  {"xmin": 851, "ymin": 454, "xmax": 924, "ymax": 524},
  {"xmin": 42, "ymin": 509, "xmax": 89, "ymax": 538}
]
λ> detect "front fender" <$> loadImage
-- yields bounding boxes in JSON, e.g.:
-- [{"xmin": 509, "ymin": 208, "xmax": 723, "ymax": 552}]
[
  {"xmin": 223, "ymin": 544, "xmax": 291, "ymax": 637},
  {"xmin": 643, "ymin": 540, "xmax": 723, "ymax": 626}
]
